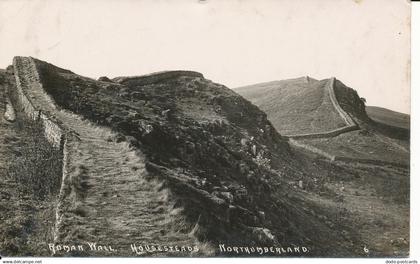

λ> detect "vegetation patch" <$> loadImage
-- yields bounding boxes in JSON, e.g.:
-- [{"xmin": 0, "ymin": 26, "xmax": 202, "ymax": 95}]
[{"xmin": 7, "ymin": 118, "xmax": 63, "ymax": 200}]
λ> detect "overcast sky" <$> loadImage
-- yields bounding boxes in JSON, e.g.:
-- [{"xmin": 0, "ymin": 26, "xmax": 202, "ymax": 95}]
[{"xmin": 0, "ymin": 0, "xmax": 411, "ymax": 113}]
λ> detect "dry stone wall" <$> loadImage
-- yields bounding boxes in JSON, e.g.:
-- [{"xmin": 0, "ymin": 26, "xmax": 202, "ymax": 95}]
[
  {"xmin": 12, "ymin": 57, "xmax": 69, "ymax": 148},
  {"xmin": 327, "ymin": 78, "xmax": 356, "ymax": 127},
  {"xmin": 12, "ymin": 56, "xmax": 81, "ymax": 244}
]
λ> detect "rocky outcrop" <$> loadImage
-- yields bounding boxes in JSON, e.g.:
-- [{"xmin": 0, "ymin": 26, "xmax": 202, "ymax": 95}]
[
  {"xmin": 333, "ymin": 79, "xmax": 369, "ymax": 123},
  {"xmin": 3, "ymin": 98, "xmax": 16, "ymax": 122},
  {"xmin": 112, "ymin": 71, "xmax": 204, "ymax": 86}
]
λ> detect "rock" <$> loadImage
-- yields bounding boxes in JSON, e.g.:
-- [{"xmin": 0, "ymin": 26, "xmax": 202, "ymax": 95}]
[
  {"xmin": 125, "ymin": 135, "xmax": 139, "ymax": 147},
  {"xmin": 219, "ymin": 191, "xmax": 234, "ymax": 203},
  {"xmin": 107, "ymin": 132, "xmax": 125, "ymax": 143},
  {"xmin": 252, "ymin": 227, "xmax": 276, "ymax": 244},
  {"xmin": 98, "ymin": 76, "xmax": 113, "ymax": 82},
  {"xmin": 391, "ymin": 237, "xmax": 408, "ymax": 247},
  {"xmin": 251, "ymin": 144, "xmax": 257, "ymax": 156},
  {"xmin": 298, "ymin": 180, "xmax": 304, "ymax": 189},
  {"xmin": 161, "ymin": 109, "xmax": 171, "ymax": 118},
  {"xmin": 240, "ymin": 138, "xmax": 248, "ymax": 146},
  {"xmin": 3, "ymin": 99, "xmax": 16, "ymax": 122},
  {"xmin": 140, "ymin": 123, "xmax": 153, "ymax": 135}
]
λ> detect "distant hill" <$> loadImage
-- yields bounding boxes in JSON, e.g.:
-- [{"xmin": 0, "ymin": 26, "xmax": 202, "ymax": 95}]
[
  {"xmin": 236, "ymin": 77, "xmax": 409, "ymax": 165},
  {"xmin": 366, "ymin": 106, "xmax": 410, "ymax": 130},
  {"xmin": 235, "ymin": 77, "xmax": 348, "ymax": 136}
]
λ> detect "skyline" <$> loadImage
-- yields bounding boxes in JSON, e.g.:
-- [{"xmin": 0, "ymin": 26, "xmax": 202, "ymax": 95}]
[{"xmin": 0, "ymin": 0, "xmax": 411, "ymax": 114}]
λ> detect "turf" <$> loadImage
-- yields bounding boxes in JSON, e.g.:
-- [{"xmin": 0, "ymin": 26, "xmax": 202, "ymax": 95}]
[{"xmin": 235, "ymin": 77, "xmax": 347, "ymax": 135}]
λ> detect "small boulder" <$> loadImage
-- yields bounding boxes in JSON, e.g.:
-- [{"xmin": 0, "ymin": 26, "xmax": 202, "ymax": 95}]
[
  {"xmin": 298, "ymin": 180, "xmax": 304, "ymax": 189},
  {"xmin": 98, "ymin": 76, "xmax": 113, "ymax": 82},
  {"xmin": 252, "ymin": 227, "xmax": 276, "ymax": 244},
  {"xmin": 3, "ymin": 100, "xmax": 16, "ymax": 122},
  {"xmin": 219, "ymin": 191, "xmax": 234, "ymax": 203}
]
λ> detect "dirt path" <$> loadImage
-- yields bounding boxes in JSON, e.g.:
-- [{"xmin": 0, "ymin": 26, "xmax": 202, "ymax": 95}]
[
  {"xmin": 14, "ymin": 57, "xmax": 203, "ymax": 256},
  {"xmin": 57, "ymin": 115, "xmax": 201, "ymax": 256}
]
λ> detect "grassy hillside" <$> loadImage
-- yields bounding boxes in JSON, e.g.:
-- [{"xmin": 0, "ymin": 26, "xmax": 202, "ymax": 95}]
[
  {"xmin": 300, "ymin": 130, "xmax": 409, "ymax": 166},
  {"xmin": 235, "ymin": 75, "xmax": 409, "ymax": 256},
  {"xmin": 0, "ymin": 70, "xmax": 62, "ymax": 256},
  {"xmin": 366, "ymin": 106, "xmax": 410, "ymax": 130},
  {"xmin": 235, "ymin": 77, "xmax": 347, "ymax": 136}
]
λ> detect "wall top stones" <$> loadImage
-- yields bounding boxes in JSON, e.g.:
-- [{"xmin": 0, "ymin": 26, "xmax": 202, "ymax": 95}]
[
  {"xmin": 112, "ymin": 70, "xmax": 204, "ymax": 86},
  {"xmin": 12, "ymin": 56, "xmax": 80, "ymax": 147}
]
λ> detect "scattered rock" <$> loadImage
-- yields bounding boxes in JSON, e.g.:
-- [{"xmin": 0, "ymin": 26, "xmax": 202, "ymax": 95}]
[
  {"xmin": 298, "ymin": 180, "xmax": 304, "ymax": 189},
  {"xmin": 219, "ymin": 191, "xmax": 234, "ymax": 203},
  {"xmin": 98, "ymin": 76, "xmax": 113, "ymax": 82},
  {"xmin": 3, "ymin": 100, "xmax": 16, "ymax": 122},
  {"xmin": 252, "ymin": 227, "xmax": 276, "ymax": 244}
]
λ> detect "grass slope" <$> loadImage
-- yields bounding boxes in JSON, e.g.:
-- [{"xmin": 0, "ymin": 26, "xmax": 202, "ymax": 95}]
[
  {"xmin": 366, "ymin": 106, "xmax": 410, "ymax": 130},
  {"xmin": 235, "ymin": 77, "xmax": 346, "ymax": 135},
  {"xmin": 0, "ymin": 71, "xmax": 60, "ymax": 257}
]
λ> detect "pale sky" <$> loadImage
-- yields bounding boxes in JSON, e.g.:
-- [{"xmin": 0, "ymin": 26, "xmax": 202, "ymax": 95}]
[{"xmin": 0, "ymin": 0, "xmax": 411, "ymax": 114}]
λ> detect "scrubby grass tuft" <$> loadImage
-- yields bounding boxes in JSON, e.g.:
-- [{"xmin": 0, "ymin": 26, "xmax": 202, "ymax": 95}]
[{"xmin": 7, "ymin": 118, "xmax": 63, "ymax": 200}]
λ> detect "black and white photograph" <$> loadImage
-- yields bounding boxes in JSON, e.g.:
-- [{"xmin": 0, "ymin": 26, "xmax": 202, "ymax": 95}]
[{"xmin": 0, "ymin": 0, "xmax": 417, "ymax": 262}]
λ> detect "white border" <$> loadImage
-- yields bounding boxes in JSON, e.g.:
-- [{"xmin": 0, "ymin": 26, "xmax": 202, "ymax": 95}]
[{"xmin": 2, "ymin": 2, "xmax": 419, "ymax": 264}]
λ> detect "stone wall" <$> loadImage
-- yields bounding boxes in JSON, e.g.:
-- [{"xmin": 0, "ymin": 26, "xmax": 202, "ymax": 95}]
[
  {"xmin": 286, "ymin": 125, "xmax": 358, "ymax": 140},
  {"xmin": 12, "ymin": 57, "xmax": 66, "ymax": 148},
  {"xmin": 12, "ymin": 56, "xmax": 80, "ymax": 245},
  {"xmin": 327, "ymin": 78, "xmax": 356, "ymax": 127}
]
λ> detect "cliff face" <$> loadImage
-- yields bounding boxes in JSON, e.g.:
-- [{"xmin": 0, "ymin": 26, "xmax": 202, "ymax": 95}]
[
  {"xmin": 31, "ymin": 58, "xmax": 357, "ymax": 255},
  {"xmin": 334, "ymin": 79, "xmax": 409, "ymax": 140},
  {"xmin": 333, "ymin": 79, "xmax": 369, "ymax": 123}
]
